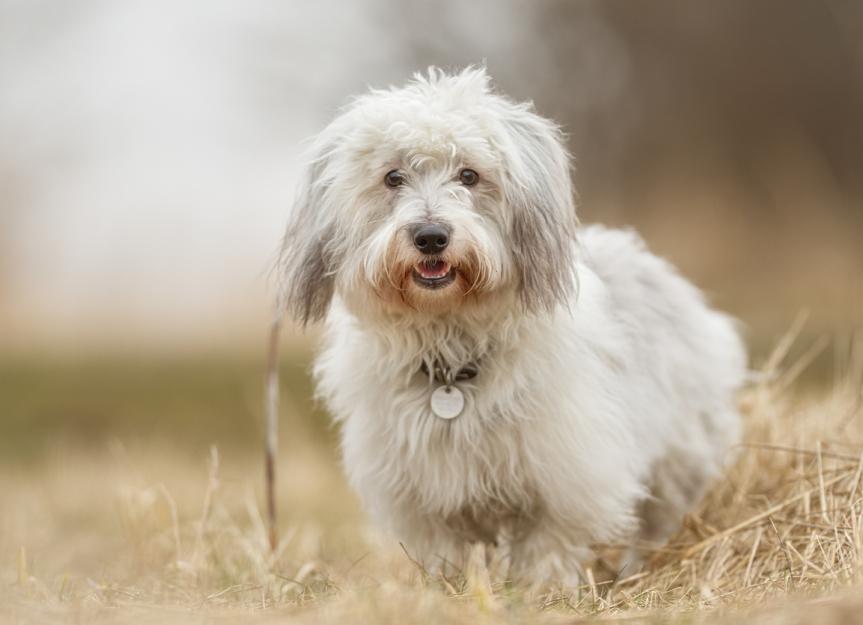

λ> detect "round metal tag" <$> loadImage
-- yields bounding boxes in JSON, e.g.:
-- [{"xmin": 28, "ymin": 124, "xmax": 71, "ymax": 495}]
[{"xmin": 430, "ymin": 385, "xmax": 464, "ymax": 420}]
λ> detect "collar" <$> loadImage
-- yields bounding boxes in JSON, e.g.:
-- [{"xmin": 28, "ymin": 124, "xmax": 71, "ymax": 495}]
[{"xmin": 420, "ymin": 358, "xmax": 479, "ymax": 386}]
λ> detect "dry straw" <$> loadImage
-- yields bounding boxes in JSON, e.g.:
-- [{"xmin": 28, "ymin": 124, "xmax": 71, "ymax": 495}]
[
  {"xmin": 5, "ymin": 321, "xmax": 863, "ymax": 624},
  {"xmin": 248, "ymin": 317, "xmax": 863, "ymax": 622}
]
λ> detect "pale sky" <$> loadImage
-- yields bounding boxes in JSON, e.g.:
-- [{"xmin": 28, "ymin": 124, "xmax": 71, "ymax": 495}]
[{"xmin": 0, "ymin": 0, "xmax": 417, "ymax": 350}]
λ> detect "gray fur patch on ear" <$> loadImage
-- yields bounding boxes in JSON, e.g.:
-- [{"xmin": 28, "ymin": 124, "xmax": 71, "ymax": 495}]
[
  {"xmin": 279, "ymin": 222, "xmax": 336, "ymax": 325},
  {"xmin": 276, "ymin": 149, "xmax": 340, "ymax": 325},
  {"xmin": 511, "ymin": 203, "xmax": 576, "ymax": 311},
  {"xmin": 502, "ymin": 108, "xmax": 579, "ymax": 312}
]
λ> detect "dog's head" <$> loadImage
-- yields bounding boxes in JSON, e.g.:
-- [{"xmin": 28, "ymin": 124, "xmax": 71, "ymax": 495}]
[{"xmin": 278, "ymin": 67, "xmax": 578, "ymax": 324}]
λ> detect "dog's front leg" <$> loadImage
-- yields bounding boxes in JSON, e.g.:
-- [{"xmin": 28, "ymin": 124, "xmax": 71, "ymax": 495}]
[
  {"xmin": 507, "ymin": 516, "xmax": 594, "ymax": 588},
  {"xmin": 386, "ymin": 506, "xmax": 470, "ymax": 576}
]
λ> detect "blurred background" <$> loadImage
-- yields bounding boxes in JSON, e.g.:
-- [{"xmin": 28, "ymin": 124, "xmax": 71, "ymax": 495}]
[{"xmin": 1, "ymin": 0, "xmax": 861, "ymax": 464}]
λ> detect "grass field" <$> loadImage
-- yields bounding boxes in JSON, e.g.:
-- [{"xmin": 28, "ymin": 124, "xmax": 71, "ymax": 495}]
[{"xmin": 2, "ymin": 324, "xmax": 863, "ymax": 624}]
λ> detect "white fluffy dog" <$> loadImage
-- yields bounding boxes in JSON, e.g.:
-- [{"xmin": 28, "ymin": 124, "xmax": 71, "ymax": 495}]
[{"xmin": 277, "ymin": 67, "xmax": 746, "ymax": 584}]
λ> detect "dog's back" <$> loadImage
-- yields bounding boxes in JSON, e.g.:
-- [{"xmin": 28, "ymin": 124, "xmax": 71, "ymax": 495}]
[{"xmin": 580, "ymin": 224, "xmax": 746, "ymax": 558}]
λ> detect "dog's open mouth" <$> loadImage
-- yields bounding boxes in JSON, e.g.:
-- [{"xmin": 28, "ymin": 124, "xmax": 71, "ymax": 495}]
[{"xmin": 412, "ymin": 260, "xmax": 456, "ymax": 289}]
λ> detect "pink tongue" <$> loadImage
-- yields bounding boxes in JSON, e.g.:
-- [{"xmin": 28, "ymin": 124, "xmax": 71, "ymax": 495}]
[{"xmin": 420, "ymin": 261, "xmax": 448, "ymax": 278}]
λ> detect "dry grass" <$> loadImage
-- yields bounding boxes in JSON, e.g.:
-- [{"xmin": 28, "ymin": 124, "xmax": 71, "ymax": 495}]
[{"xmin": 3, "ymin": 327, "xmax": 863, "ymax": 624}]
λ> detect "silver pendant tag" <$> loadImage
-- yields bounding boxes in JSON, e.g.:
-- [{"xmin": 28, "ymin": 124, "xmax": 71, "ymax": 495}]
[{"xmin": 431, "ymin": 385, "xmax": 464, "ymax": 419}]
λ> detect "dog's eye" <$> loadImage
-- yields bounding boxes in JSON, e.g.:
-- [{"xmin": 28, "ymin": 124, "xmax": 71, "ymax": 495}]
[
  {"xmin": 384, "ymin": 170, "xmax": 405, "ymax": 188},
  {"xmin": 459, "ymin": 168, "xmax": 479, "ymax": 186}
]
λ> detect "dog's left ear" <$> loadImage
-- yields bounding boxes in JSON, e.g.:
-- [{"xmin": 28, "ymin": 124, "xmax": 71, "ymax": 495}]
[
  {"xmin": 276, "ymin": 133, "xmax": 342, "ymax": 325},
  {"xmin": 498, "ymin": 105, "xmax": 579, "ymax": 312}
]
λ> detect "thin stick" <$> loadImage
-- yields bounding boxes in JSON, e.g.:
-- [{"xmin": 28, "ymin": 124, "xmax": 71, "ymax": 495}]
[{"xmin": 265, "ymin": 318, "xmax": 283, "ymax": 552}]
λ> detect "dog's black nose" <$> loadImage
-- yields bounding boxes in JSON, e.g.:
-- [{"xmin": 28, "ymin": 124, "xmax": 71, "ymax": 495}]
[{"xmin": 412, "ymin": 224, "xmax": 450, "ymax": 254}]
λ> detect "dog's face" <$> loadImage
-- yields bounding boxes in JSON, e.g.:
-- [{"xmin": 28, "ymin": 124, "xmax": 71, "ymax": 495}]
[{"xmin": 279, "ymin": 67, "xmax": 578, "ymax": 323}]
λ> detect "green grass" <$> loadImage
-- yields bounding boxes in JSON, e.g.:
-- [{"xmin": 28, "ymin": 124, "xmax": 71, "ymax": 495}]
[
  {"xmin": 0, "ymin": 350, "xmax": 331, "ymax": 462},
  {"xmin": 1, "ymin": 329, "xmax": 844, "ymax": 462},
  {"xmin": 2, "ymin": 331, "xmax": 862, "ymax": 624}
]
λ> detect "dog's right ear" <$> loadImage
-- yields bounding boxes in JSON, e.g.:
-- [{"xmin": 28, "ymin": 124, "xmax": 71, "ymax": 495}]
[
  {"xmin": 496, "ymin": 103, "xmax": 579, "ymax": 313},
  {"xmin": 276, "ymin": 134, "xmax": 341, "ymax": 325}
]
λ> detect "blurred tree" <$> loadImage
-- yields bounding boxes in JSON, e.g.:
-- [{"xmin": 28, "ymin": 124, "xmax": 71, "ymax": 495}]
[
  {"xmin": 396, "ymin": 0, "xmax": 863, "ymax": 340},
  {"xmin": 399, "ymin": 0, "xmax": 863, "ymax": 219}
]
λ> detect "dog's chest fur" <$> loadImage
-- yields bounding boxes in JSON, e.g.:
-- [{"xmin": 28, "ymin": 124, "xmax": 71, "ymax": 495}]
[
  {"xmin": 381, "ymin": 370, "xmax": 536, "ymax": 525},
  {"xmin": 315, "ymin": 307, "xmax": 543, "ymax": 534}
]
